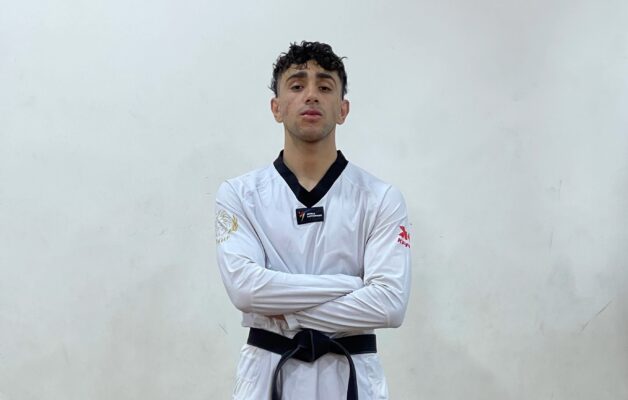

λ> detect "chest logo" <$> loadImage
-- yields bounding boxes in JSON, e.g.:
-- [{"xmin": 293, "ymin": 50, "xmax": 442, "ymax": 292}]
[
  {"xmin": 295, "ymin": 207, "xmax": 325, "ymax": 225},
  {"xmin": 215, "ymin": 209, "xmax": 238, "ymax": 244},
  {"xmin": 397, "ymin": 225, "xmax": 411, "ymax": 248}
]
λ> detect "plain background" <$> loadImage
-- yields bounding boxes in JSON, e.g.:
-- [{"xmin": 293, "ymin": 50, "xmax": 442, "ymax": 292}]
[{"xmin": 1, "ymin": 0, "xmax": 627, "ymax": 399}]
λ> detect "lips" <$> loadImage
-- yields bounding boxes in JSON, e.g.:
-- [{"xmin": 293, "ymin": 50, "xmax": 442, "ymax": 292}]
[{"xmin": 301, "ymin": 109, "xmax": 322, "ymax": 116}]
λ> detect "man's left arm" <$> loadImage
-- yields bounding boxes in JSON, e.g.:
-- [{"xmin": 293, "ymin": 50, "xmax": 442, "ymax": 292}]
[{"xmin": 283, "ymin": 186, "xmax": 412, "ymax": 332}]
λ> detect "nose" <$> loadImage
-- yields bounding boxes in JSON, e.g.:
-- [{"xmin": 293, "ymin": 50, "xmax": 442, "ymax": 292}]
[{"xmin": 304, "ymin": 85, "xmax": 319, "ymax": 103}]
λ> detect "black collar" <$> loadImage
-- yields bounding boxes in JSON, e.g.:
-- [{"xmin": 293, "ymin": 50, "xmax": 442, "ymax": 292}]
[{"xmin": 273, "ymin": 150, "xmax": 349, "ymax": 208}]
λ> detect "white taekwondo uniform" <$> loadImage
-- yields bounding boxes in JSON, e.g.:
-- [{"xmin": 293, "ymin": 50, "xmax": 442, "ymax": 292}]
[{"xmin": 215, "ymin": 151, "xmax": 412, "ymax": 400}]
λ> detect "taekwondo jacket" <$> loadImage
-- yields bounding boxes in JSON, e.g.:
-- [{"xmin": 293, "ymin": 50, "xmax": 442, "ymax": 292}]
[{"xmin": 215, "ymin": 151, "xmax": 412, "ymax": 399}]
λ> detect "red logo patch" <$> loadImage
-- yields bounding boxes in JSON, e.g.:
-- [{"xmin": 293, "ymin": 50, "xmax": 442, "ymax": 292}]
[{"xmin": 397, "ymin": 226, "xmax": 411, "ymax": 248}]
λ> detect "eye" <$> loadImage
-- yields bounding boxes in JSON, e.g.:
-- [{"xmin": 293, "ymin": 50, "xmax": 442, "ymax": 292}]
[
  {"xmin": 320, "ymin": 86, "xmax": 332, "ymax": 92},
  {"xmin": 290, "ymin": 84, "xmax": 303, "ymax": 91}
]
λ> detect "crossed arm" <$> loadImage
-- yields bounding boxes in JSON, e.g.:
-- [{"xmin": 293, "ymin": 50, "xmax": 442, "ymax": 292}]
[{"xmin": 215, "ymin": 181, "xmax": 411, "ymax": 333}]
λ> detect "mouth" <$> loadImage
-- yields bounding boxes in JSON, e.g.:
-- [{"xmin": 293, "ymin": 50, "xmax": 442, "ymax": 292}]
[{"xmin": 301, "ymin": 109, "xmax": 322, "ymax": 117}]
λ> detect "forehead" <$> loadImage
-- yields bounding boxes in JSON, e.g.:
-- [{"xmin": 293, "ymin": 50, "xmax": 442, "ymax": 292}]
[{"xmin": 280, "ymin": 61, "xmax": 340, "ymax": 82}]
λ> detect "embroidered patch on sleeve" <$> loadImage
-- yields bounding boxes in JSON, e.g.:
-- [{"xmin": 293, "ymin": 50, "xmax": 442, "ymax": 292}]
[
  {"xmin": 397, "ymin": 225, "xmax": 411, "ymax": 248},
  {"xmin": 215, "ymin": 209, "xmax": 238, "ymax": 244}
]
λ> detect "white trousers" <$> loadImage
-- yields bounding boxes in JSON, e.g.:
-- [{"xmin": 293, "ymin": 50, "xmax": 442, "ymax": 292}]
[{"xmin": 233, "ymin": 344, "xmax": 389, "ymax": 400}]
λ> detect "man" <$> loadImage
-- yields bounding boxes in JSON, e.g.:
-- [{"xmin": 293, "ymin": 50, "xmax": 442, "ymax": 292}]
[{"xmin": 215, "ymin": 41, "xmax": 411, "ymax": 400}]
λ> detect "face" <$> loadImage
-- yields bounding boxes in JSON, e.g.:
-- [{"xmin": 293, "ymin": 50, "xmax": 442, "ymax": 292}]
[{"xmin": 271, "ymin": 61, "xmax": 349, "ymax": 144}]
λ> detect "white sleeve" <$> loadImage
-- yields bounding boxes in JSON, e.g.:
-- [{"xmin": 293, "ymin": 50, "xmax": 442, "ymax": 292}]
[
  {"xmin": 215, "ymin": 181, "xmax": 363, "ymax": 316},
  {"xmin": 284, "ymin": 186, "xmax": 412, "ymax": 332}
]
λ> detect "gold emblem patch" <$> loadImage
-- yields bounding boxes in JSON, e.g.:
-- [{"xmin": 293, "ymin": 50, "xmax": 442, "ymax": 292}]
[{"xmin": 215, "ymin": 209, "xmax": 238, "ymax": 244}]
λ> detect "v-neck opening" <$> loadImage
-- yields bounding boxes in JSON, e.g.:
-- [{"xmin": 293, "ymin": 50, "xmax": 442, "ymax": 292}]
[{"xmin": 273, "ymin": 150, "xmax": 348, "ymax": 208}]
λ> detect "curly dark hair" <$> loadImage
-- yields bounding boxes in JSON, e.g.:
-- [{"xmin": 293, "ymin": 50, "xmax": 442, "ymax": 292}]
[{"xmin": 270, "ymin": 41, "xmax": 348, "ymax": 98}]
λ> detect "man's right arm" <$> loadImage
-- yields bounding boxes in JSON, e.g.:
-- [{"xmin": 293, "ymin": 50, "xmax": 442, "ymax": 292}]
[{"xmin": 215, "ymin": 181, "xmax": 362, "ymax": 316}]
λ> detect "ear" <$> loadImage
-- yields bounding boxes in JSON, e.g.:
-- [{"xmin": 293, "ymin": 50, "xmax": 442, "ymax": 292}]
[
  {"xmin": 271, "ymin": 97, "xmax": 283, "ymax": 123},
  {"xmin": 336, "ymin": 99, "xmax": 350, "ymax": 125}
]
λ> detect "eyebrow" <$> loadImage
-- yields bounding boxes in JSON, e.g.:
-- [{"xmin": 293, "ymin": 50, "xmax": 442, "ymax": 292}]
[{"xmin": 285, "ymin": 71, "xmax": 337, "ymax": 84}]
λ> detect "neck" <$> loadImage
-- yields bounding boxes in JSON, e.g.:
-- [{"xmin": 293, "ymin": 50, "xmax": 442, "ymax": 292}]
[{"xmin": 282, "ymin": 132, "xmax": 338, "ymax": 191}]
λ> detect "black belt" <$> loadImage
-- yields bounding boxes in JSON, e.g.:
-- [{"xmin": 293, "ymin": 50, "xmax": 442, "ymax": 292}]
[{"xmin": 247, "ymin": 328, "xmax": 377, "ymax": 400}]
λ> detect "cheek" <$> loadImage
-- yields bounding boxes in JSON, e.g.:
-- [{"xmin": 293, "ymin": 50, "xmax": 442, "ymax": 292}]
[{"xmin": 282, "ymin": 101, "xmax": 298, "ymax": 116}]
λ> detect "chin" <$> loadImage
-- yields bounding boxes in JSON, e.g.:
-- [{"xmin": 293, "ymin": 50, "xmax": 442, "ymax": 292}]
[
  {"xmin": 291, "ymin": 127, "xmax": 334, "ymax": 143},
  {"xmin": 299, "ymin": 133, "xmax": 331, "ymax": 144},
  {"xmin": 285, "ymin": 122, "xmax": 335, "ymax": 144}
]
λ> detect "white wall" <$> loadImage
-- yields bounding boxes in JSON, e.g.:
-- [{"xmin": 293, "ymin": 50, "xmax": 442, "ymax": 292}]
[{"xmin": 1, "ymin": 1, "xmax": 627, "ymax": 399}]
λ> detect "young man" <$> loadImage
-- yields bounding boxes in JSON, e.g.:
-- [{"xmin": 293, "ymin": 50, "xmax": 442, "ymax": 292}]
[{"xmin": 215, "ymin": 41, "xmax": 412, "ymax": 400}]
